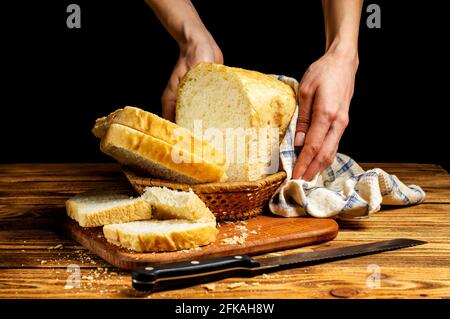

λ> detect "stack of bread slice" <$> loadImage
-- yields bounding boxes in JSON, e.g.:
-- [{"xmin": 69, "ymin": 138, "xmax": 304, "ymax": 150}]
[
  {"xmin": 66, "ymin": 187, "xmax": 218, "ymax": 252},
  {"xmin": 92, "ymin": 106, "xmax": 228, "ymax": 184}
]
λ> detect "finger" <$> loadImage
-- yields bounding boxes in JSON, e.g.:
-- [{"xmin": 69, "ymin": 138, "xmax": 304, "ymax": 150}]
[
  {"xmin": 292, "ymin": 95, "xmax": 333, "ymax": 179},
  {"xmin": 161, "ymin": 87, "xmax": 176, "ymax": 121},
  {"xmin": 295, "ymin": 82, "xmax": 314, "ymax": 147},
  {"xmin": 301, "ymin": 136, "xmax": 337, "ymax": 181},
  {"xmin": 301, "ymin": 116, "xmax": 347, "ymax": 181}
]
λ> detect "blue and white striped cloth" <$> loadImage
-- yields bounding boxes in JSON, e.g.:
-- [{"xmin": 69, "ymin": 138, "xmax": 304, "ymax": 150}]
[{"xmin": 269, "ymin": 75, "xmax": 425, "ymax": 219}]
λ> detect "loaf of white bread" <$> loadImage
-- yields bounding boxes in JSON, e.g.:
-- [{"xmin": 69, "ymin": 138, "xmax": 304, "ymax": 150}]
[
  {"xmin": 176, "ymin": 62, "xmax": 296, "ymax": 181},
  {"xmin": 93, "ymin": 106, "xmax": 227, "ymax": 184},
  {"xmin": 66, "ymin": 187, "xmax": 218, "ymax": 252}
]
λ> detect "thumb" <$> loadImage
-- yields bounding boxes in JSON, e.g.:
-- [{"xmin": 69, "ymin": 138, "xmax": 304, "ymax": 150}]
[
  {"xmin": 161, "ymin": 86, "xmax": 176, "ymax": 122},
  {"xmin": 161, "ymin": 62, "xmax": 188, "ymax": 122},
  {"xmin": 295, "ymin": 85, "xmax": 314, "ymax": 147}
]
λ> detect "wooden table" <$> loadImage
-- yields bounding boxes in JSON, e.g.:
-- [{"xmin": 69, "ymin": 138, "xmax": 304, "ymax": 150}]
[{"xmin": 0, "ymin": 163, "xmax": 449, "ymax": 299}]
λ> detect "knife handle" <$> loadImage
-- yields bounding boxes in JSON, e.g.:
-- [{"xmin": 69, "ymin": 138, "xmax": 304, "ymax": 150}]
[{"xmin": 132, "ymin": 255, "xmax": 261, "ymax": 292}]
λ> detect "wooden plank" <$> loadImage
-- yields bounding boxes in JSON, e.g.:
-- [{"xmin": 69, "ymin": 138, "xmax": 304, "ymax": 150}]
[
  {"xmin": 0, "ymin": 164, "xmax": 447, "ymax": 205},
  {"xmin": 0, "ymin": 249, "xmax": 112, "ymax": 268},
  {"xmin": 0, "ymin": 163, "xmax": 448, "ymax": 298},
  {"xmin": 1, "ymin": 239, "xmax": 448, "ymax": 268},
  {"xmin": 359, "ymin": 163, "xmax": 447, "ymax": 173},
  {"xmin": 0, "ymin": 163, "xmax": 123, "ymax": 183},
  {"xmin": 0, "ymin": 262, "xmax": 448, "ymax": 299}
]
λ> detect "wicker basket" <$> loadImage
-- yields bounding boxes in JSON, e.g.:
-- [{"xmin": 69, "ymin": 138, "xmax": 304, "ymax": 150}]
[{"xmin": 122, "ymin": 166, "xmax": 286, "ymax": 221}]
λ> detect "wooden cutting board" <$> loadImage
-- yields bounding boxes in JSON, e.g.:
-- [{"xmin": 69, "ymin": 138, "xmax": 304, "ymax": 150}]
[{"xmin": 64, "ymin": 215, "xmax": 338, "ymax": 270}]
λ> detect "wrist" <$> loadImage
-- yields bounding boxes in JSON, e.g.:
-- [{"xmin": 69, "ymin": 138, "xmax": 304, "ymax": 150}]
[
  {"xmin": 326, "ymin": 38, "xmax": 359, "ymax": 68},
  {"xmin": 179, "ymin": 21, "xmax": 213, "ymax": 51},
  {"xmin": 178, "ymin": 23, "xmax": 223, "ymax": 64}
]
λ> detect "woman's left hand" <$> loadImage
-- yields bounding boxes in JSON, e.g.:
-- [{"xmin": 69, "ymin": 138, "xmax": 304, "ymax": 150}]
[{"xmin": 292, "ymin": 48, "xmax": 359, "ymax": 181}]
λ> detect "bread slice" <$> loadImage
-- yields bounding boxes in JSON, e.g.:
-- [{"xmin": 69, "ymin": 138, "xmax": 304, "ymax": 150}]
[
  {"xmin": 100, "ymin": 123, "xmax": 227, "ymax": 184},
  {"xmin": 66, "ymin": 190, "xmax": 152, "ymax": 227},
  {"xmin": 142, "ymin": 186, "xmax": 216, "ymax": 223},
  {"xmin": 93, "ymin": 106, "xmax": 226, "ymax": 167},
  {"xmin": 176, "ymin": 62, "xmax": 296, "ymax": 181},
  {"xmin": 103, "ymin": 220, "xmax": 218, "ymax": 252}
]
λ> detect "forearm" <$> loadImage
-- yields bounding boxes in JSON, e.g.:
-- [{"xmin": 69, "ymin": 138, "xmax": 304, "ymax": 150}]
[
  {"xmin": 145, "ymin": 0, "xmax": 213, "ymax": 50},
  {"xmin": 321, "ymin": 0, "xmax": 363, "ymax": 61}
]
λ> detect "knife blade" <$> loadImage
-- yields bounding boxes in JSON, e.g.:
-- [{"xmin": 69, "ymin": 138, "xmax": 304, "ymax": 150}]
[{"xmin": 132, "ymin": 238, "xmax": 425, "ymax": 292}]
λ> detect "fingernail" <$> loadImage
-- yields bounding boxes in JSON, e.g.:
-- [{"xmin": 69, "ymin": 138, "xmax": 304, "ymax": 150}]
[{"xmin": 294, "ymin": 132, "xmax": 305, "ymax": 147}]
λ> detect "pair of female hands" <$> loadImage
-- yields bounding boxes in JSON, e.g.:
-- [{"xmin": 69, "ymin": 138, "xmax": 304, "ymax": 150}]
[{"xmin": 162, "ymin": 40, "xmax": 358, "ymax": 181}]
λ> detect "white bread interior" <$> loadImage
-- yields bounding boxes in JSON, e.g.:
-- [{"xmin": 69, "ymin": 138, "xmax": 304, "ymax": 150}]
[
  {"xmin": 66, "ymin": 189, "xmax": 152, "ymax": 227},
  {"xmin": 103, "ymin": 219, "xmax": 218, "ymax": 252},
  {"xmin": 142, "ymin": 186, "xmax": 216, "ymax": 224}
]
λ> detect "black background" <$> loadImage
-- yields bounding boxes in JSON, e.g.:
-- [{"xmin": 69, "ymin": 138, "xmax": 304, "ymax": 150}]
[{"xmin": 2, "ymin": 0, "xmax": 448, "ymax": 170}]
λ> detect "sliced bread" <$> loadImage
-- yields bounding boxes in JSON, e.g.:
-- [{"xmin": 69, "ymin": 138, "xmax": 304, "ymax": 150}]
[
  {"xmin": 100, "ymin": 123, "xmax": 227, "ymax": 184},
  {"xmin": 142, "ymin": 186, "xmax": 216, "ymax": 223},
  {"xmin": 66, "ymin": 189, "xmax": 152, "ymax": 227},
  {"xmin": 92, "ymin": 106, "xmax": 226, "ymax": 167},
  {"xmin": 176, "ymin": 62, "xmax": 296, "ymax": 182},
  {"xmin": 103, "ymin": 219, "xmax": 218, "ymax": 252}
]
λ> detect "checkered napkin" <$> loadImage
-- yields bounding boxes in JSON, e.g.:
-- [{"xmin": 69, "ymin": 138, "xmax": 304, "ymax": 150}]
[{"xmin": 269, "ymin": 75, "xmax": 426, "ymax": 219}]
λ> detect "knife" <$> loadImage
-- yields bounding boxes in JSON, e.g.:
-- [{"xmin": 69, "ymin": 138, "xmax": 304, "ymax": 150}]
[{"xmin": 132, "ymin": 238, "xmax": 425, "ymax": 292}]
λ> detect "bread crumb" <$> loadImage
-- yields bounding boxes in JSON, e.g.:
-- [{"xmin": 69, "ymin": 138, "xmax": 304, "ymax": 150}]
[
  {"xmin": 179, "ymin": 246, "xmax": 202, "ymax": 253},
  {"xmin": 220, "ymin": 220, "xmax": 259, "ymax": 245},
  {"xmin": 40, "ymin": 260, "xmax": 47, "ymax": 264},
  {"xmin": 267, "ymin": 252, "xmax": 283, "ymax": 257},
  {"xmin": 202, "ymin": 283, "xmax": 216, "ymax": 291},
  {"xmin": 251, "ymin": 282, "xmax": 261, "ymax": 286},
  {"xmin": 47, "ymin": 244, "xmax": 63, "ymax": 250},
  {"xmin": 227, "ymin": 282, "xmax": 247, "ymax": 289},
  {"xmin": 222, "ymin": 235, "xmax": 247, "ymax": 245}
]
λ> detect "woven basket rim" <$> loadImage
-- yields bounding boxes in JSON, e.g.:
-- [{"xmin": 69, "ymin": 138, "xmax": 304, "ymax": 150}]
[{"xmin": 122, "ymin": 166, "xmax": 286, "ymax": 193}]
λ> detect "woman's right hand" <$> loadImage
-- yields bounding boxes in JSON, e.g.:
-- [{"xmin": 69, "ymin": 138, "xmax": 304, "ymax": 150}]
[
  {"xmin": 144, "ymin": 0, "xmax": 222, "ymax": 121},
  {"xmin": 162, "ymin": 39, "xmax": 223, "ymax": 122}
]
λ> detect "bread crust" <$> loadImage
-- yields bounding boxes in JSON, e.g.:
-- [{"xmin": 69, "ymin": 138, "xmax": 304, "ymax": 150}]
[
  {"xmin": 93, "ymin": 106, "xmax": 227, "ymax": 168},
  {"xmin": 101, "ymin": 124, "xmax": 227, "ymax": 183},
  {"xmin": 176, "ymin": 63, "xmax": 296, "ymax": 140},
  {"xmin": 103, "ymin": 221, "xmax": 218, "ymax": 252}
]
